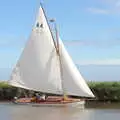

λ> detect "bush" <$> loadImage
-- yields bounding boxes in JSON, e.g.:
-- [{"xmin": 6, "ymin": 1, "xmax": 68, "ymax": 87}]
[{"xmin": 88, "ymin": 81, "xmax": 120, "ymax": 102}]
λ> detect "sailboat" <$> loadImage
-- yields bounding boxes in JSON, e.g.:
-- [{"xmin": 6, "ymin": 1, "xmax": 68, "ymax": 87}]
[{"xmin": 8, "ymin": 4, "xmax": 94, "ymax": 108}]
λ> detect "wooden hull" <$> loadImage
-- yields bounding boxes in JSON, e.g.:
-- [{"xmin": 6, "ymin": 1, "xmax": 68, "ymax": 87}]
[
  {"xmin": 12, "ymin": 96, "xmax": 85, "ymax": 108},
  {"xmin": 13, "ymin": 101, "xmax": 85, "ymax": 108}
]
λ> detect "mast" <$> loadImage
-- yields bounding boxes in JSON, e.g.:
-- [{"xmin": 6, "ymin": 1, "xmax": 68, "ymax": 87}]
[
  {"xmin": 55, "ymin": 24, "xmax": 67, "ymax": 100},
  {"xmin": 40, "ymin": 4, "xmax": 65, "ymax": 97},
  {"xmin": 40, "ymin": 3, "xmax": 66, "ymax": 98},
  {"xmin": 50, "ymin": 20, "xmax": 67, "ymax": 100}
]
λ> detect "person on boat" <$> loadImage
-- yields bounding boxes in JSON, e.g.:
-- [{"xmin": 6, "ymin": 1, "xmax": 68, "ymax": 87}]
[
  {"xmin": 31, "ymin": 93, "xmax": 47, "ymax": 102},
  {"xmin": 40, "ymin": 94, "xmax": 46, "ymax": 101},
  {"xmin": 38, "ymin": 94, "xmax": 47, "ymax": 102},
  {"xmin": 36, "ymin": 93, "xmax": 41, "ymax": 102},
  {"xmin": 31, "ymin": 93, "xmax": 37, "ymax": 102},
  {"xmin": 14, "ymin": 96, "xmax": 18, "ymax": 100},
  {"xmin": 13, "ymin": 96, "xmax": 18, "ymax": 102}
]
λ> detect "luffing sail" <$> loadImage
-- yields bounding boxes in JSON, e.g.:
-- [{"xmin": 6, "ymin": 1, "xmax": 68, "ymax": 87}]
[{"xmin": 9, "ymin": 6, "xmax": 94, "ymax": 98}]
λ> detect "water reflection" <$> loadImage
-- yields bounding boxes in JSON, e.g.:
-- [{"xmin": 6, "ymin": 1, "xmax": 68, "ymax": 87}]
[
  {"xmin": 1, "ymin": 103, "xmax": 120, "ymax": 120},
  {"xmin": 10, "ymin": 106, "xmax": 87, "ymax": 120}
]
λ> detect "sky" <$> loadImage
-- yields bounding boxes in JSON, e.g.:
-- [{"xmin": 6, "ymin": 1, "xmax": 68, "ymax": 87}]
[{"xmin": 0, "ymin": 0, "xmax": 120, "ymax": 81}]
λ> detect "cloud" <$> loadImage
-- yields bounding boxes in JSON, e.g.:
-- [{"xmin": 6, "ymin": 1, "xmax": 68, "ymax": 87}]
[
  {"xmin": 0, "ymin": 34, "xmax": 26, "ymax": 49},
  {"xmin": 64, "ymin": 39, "xmax": 120, "ymax": 48},
  {"xmin": 87, "ymin": 0, "xmax": 120, "ymax": 14},
  {"xmin": 115, "ymin": 1, "xmax": 120, "ymax": 7},
  {"xmin": 87, "ymin": 8, "xmax": 109, "ymax": 14},
  {"xmin": 101, "ymin": 0, "xmax": 120, "ymax": 6},
  {"xmin": 76, "ymin": 59, "xmax": 120, "ymax": 65}
]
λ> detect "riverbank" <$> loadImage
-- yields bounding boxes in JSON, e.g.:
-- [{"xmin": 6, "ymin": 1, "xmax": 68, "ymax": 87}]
[
  {"xmin": 85, "ymin": 101, "xmax": 120, "ymax": 109},
  {"xmin": 0, "ymin": 81, "xmax": 120, "ymax": 102}
]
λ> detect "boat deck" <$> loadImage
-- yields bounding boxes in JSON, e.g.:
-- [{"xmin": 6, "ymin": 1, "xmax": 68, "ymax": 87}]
[
  {"xmin": 13, "ymin": 96, "xmax": 85, "ymax": 108},
  {"xmin": 14, "ymin": 96, "xmax": 83, "ymax": 104}
]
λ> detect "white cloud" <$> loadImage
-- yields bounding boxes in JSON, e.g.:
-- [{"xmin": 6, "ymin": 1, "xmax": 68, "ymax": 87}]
[
  {"xmin": 87, "ymin": 8, "xmax": 109, "ymax": 14},
  {"xmin": 116, "ymin": 0, "xmax": 120, "ymax": 7},
  {"xmin": 0, "ymin": 34, "xmax": 26, "ymax": 48},
  {"xmin": 76, "ymin": 59, "xmax": 120, "ymax": 65},
  {"xmin": 64, "ymin": 39, "xmax": 120, "ymax": 48},
  {"xmin": 100, "ymin": 0, "xmax": 120, "ymax": 6},
  {"xmin": 87, "ymin": 0, "xmax": 120, "ymax": 14}
]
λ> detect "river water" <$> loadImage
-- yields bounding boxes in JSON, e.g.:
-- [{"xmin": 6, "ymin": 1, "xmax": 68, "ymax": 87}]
[{"xmin": 0, "ymin": 103, "xmax": 120, "ymax": 120}]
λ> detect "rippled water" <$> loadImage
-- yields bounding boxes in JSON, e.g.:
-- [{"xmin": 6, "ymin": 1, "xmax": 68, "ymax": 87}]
[{"xmin": 0, "ymin": 103, "xmax": 120, "ymax": 120}]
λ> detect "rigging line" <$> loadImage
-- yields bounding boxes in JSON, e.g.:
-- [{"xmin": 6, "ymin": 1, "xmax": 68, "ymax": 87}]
[{"xmin": 55, "ymin": 22, "xmax": 59, "ymax": 54}]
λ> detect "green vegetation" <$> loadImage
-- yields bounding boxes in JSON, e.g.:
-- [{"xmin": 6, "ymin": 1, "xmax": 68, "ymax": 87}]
[
  {"xmin": 0, "ymin": 82, "xmax": 12, "ymax": 88},
  {"xmin": 0, "ymin": 82, "xmax": 17, "ymax": 100},
  {"xmin": 0, "ymin": 81, "xmax": 120, "ymax": 102},
  {"xmin": 88, "ymin": 81, "xmax": 120, "ymax": 102},
  {"xmin": 0, "ymin": 82, "xmax": 33, "ymax": 101}
]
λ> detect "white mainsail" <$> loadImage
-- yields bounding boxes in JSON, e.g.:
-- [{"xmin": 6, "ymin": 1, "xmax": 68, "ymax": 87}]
[
  {"xmin": 9, "ymin": 6, "xmax": 62, "ymax": 94},
  {"xmin": 9, "ymin": 6, "xmax": 94, "ymax": 97}
]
